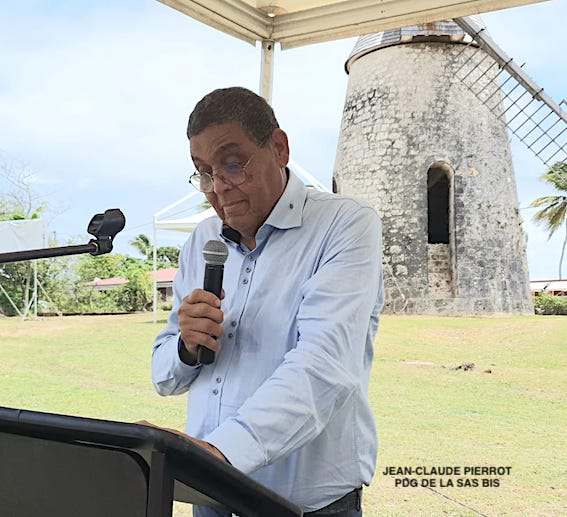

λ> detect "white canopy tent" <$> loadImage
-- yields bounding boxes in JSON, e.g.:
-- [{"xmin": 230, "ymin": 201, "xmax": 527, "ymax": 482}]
[
  {"xmin": 155, "ymin": 203, "xmax": 216, "ymax": 234},
  {"xmin": 157, "ymin": 0, "xmax": 547, "ymax": 101},
  {"xmin": 0, "ymin": 219, "xmax": 46, "ymax": 319}
]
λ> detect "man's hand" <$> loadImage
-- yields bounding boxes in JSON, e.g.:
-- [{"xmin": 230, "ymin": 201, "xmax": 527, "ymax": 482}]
[
  {"xmin": 136, "ymin": 420, "xmax": 228, "ymax": 462},
  {"xmin": 178, "ymin": 288, "xmax": 225, "ymax": 364}
]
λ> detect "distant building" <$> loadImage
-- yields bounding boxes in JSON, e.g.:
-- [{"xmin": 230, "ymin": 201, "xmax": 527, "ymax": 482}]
[
  {"xmin": 152, "ymin": 268, "xmax": 177, "ymax": 301},
  {"xmin": 530, "ymin": 280, "xmax": 567, "ymax": 298},
  {"xmin": 85, "ymin": 277, "xmax": 128, "ymax": 291},
  {"xmin": 84, "ymin": 268, "xmax": 177, "ymax": 301}
]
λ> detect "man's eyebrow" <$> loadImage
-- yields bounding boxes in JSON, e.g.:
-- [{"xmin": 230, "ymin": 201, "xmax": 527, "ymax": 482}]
[
  {"xmin": 192, "ymin": 143, "xmax": 242, "ymax": 165},
  {"xmin": 213, "ymin": 143, "xmax": 241, "ymax": 160}
]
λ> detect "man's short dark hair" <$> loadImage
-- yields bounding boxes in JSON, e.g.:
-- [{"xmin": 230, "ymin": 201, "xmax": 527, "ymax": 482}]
[{"xmin": 187, "ymin": 87, "xmax": 280, "ymax": 147}]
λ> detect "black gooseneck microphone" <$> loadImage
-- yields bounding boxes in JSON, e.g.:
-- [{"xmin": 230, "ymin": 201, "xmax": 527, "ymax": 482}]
[{"xmin": 197, "ymin": 240, "xmax": 229, "ymax": 364}]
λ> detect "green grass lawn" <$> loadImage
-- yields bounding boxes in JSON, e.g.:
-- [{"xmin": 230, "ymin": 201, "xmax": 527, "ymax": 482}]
[{"xmin": 1, "ymin": 312, "xmax": 565, "ymax": 516}]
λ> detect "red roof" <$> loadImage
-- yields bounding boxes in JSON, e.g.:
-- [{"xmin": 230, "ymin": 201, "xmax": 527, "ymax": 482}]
[
  {"xmin": 149, "ymin": 268, "xmax": 178, "ymax": 283},
  {"xmin": 85, "ymin": 268, "xmax": 178, "ymax": 288}
]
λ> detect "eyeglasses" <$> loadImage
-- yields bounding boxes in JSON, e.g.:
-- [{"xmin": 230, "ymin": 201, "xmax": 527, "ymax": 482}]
[{"xmin": 189, "ymin": 153, "xmax": 257, "ymax": 193}]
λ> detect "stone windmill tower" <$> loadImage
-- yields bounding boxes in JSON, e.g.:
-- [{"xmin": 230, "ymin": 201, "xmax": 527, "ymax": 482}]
[{"xmin": 333, "ymin": 18, "xmax": 533, "ymax": 315}]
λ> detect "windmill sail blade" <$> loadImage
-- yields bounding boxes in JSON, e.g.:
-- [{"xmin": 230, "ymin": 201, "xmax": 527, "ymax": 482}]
[{"xmin": 453, "ymin": 16, "xmax": 566, "ymax": 168}]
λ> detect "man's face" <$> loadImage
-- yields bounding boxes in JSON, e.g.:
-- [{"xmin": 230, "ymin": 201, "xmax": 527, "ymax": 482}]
[{"xmin": 190, "ymin": 122, "xmax": 289, "ymax": 247}]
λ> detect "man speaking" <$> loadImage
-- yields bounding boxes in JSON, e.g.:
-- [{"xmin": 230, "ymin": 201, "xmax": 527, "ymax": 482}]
[{"xmin": 151, "ymin": 87, "xmax": 384, "ymax": 516}]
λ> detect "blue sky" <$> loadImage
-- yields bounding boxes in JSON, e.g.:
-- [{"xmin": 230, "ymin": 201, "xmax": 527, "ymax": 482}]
[{"xmin": 0, "ymin": 0, "xmax": 565, "ymax": 280}]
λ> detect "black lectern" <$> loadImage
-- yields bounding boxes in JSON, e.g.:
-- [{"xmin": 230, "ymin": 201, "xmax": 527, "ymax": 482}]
[{"xmin": 0, "ymin": 406, "xmax": 303, "ymax": 517}]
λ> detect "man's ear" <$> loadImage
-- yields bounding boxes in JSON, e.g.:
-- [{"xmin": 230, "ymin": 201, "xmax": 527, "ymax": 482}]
[{"xmin": 271, "ymin": 128, "xmax": 290, "ymax": 168}]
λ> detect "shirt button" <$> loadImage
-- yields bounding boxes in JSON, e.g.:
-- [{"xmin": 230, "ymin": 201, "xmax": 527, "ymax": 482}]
[
  {"xmin": 231, "ymin": 321, "xmax": 237, "ymax": 327},
  {"xmin": 212, "ymin": 389, "xmax": 219, "ymax": 395},
  {"xmin": 249, "ymin": 255, "xmax": 255, "ymax": 261},
  {"xmin": 216, "ymin": 377, "xmax": 222, "ymax": 383},
  {"xmin": 246, "ymin": 267, "xmax": 251, "ymax": 273},
  {"xmin": 228, "ymin": 333, "xmax": 234, "ymax": 338},
  {"xmin": 242, "ymin": 278, "xmax": 248, "ymax": 285}
]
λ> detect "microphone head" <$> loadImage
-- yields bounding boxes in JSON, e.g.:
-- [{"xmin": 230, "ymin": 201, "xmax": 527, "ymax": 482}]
[{"xmin": 203, "ymin": 240, "xmax": 229, "ymax": 265}]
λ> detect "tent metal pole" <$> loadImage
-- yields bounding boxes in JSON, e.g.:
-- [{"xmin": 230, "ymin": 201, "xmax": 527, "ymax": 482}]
[
  {"xmin": 260, "ymin": 40, "xmax": 275, "ymax": 103},
  {"xmin": 153, "ymin": 217, "xmax": 158, "ymax": 324},
  {"xmin": 33, "ymin": 260, "xmax": 38, "ymax": 319}
]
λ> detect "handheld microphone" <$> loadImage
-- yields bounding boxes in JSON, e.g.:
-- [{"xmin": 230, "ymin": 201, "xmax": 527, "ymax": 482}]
[{"xmin": 197, "ymin": 240, "xmax": 229, "ymax": 364}]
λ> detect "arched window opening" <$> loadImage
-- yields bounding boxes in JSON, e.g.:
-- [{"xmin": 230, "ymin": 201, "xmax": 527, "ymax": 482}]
[{"xmin": 427, "ymin": 165, "xmax": 450, "ymax": 244}]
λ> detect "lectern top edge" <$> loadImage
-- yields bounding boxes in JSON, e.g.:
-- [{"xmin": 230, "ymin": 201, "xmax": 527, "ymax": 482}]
[{"xmin": 0, "ymin": 405, "xmax": 303, "ymax": 517}]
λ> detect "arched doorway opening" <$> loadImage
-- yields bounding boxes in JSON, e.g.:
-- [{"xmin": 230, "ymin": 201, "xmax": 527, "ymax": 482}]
[{"xmin": 427, "ymin": 162, "xmax": 455, "ymax": 298}]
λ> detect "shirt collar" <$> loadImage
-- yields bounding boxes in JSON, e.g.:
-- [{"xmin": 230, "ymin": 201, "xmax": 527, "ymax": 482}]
[{"xmin": 263, "ymin": 168, "xmax": 306, "ymax": 230}]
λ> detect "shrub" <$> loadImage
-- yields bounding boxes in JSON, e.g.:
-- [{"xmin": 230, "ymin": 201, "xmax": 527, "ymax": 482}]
[
  {"xmin": 534, "ymin": 293, "xmax": 567, "ymax": 315},
  {"xmin": 114, "ymin": 268, "xmax": 153, "ymax": 312}
]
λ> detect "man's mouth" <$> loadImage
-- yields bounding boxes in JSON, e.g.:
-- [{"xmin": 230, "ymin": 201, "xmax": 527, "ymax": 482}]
[{"xmin": 222, "ymin": 200, "xmax": 246, "ymax": 215}]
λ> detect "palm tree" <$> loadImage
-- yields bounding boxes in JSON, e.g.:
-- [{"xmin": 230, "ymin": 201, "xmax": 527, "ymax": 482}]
[
  {"xmin": 530, "ymin": 162, "xmax": 567, "ymax": 279},
  {"xmin": 129, "ymin": 233, "xmax": 152, "ymax": 260},
  {"xmin": 129, "ymin": 234, "xmax": 180, "ymax": 268}
]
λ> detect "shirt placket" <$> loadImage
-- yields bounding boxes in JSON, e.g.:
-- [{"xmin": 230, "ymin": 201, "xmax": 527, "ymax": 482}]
[{"xmin": 208, "ymin": 248, "xmax": 258, "ymax": 427}]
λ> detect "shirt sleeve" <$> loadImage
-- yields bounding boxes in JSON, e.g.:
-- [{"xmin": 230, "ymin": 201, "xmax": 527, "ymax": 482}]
[
  {"xmin": 205, "ymin": 205, "xmax": 384, "ymax": 473},
  {"xmin": 151, "ymin": 237, "xmax": 202, "ymax": 396}
]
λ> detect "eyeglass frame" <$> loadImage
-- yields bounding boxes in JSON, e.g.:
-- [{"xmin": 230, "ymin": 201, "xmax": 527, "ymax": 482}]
[{"xmin": 189, "ymin": 152, "xmax": 258, "ymax": 193}]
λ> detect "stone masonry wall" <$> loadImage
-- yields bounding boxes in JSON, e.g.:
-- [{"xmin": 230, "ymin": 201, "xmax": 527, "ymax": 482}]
[
  {"xmin": 428, "ymin": 243, "xmax": 453, "ymax": 299},
  {"xmin": 333, "ymin": 42, "xmax": 533, "ymax": 315}
]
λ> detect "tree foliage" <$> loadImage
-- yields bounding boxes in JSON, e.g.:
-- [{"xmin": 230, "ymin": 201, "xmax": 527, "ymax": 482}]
[
  {"xmin": 73, "ymin": 253, "xmax": 152, "ymax": 313},
  {"xmin": 155, "ymin": 245, "xmax": 180, "ymax": 268},
  {"xmin": 129, "ymin": 234, "xmax": 152, "ymax": 259},
  {"xmin": 530, "ymin": 162, "xmax": 567, "ymax": 279},
  {"xmin": 534, "ymin": 293, "xmax": 567, "ymax": 315},
  {"xmin": 114, "ymin": 266, "xmax": 153, "ymax": 312},
  {"xmin": 129, "ymin": 233, "xmax": 180, "ymax": 268},
  {"xmin": 0, "ymin": 155, "xmax": 46, "ymax": 220}
]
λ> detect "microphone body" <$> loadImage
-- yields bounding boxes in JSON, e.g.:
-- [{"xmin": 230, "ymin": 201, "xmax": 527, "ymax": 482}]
[{"xmin": 197, "ymin": 240, "xmax": 229, "ymax": 364}]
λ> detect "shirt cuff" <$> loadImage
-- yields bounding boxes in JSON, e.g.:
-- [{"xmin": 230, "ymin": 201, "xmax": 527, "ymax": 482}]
[
  {"xmin": 204, "ymin": 418, "xmax": 266, "ymax": 474},
  {"xmin": 177, "ymin": 335, "xmax": 200, "ymax": 367}
]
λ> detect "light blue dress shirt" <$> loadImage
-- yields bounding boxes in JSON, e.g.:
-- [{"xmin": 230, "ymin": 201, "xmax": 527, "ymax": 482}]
[{"xmin": 152, "ymin": 171, "xmax": 384, "ymax": 512}]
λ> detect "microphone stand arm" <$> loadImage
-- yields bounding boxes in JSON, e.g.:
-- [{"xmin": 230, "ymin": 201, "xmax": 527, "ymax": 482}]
[{"xmin": 0, "ymin": 209, "xmax": 126, "ymax": 264}]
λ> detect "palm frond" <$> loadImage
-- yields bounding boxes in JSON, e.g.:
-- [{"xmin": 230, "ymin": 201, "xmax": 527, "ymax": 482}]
[
  {"xmin": 530, "ymin": 196, "xmax": 562, "ymax": 208},
  {"xmin": 540, "ymin": 162, "xmax": 567, "ymax": 192},
  {"xmin": 532, "ymin": 162, "xmax": 567, "ymax": 238},
  {"xmin": 533, "ymin": 202, "xmax": 567, "ymax": 236}
]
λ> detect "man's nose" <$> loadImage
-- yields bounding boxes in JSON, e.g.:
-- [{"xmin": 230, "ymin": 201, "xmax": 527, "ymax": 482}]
[{"xmin": 212, "ymin": 174, "xmax": 233, "ymax": 194}]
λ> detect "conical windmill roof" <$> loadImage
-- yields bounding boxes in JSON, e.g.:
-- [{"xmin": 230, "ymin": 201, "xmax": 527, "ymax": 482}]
[{"xmin": 345, "ymin": 16, "xmax": 484, "ymax": 73}]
